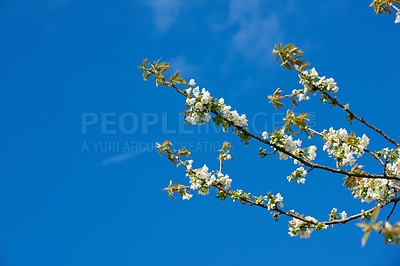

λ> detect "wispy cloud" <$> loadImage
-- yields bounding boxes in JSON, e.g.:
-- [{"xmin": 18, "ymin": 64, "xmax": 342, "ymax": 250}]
[
  {"xmin": 146, "ymin": 0, "xmax": 183, "ymax": 33},
  {"xmin": 101, "ymin": 152, "xmax": 142, "ymax": 167},
  {"xmin": 211, "ymin": 0, "xmax": 284, "ymax": 61},
  {"xmin": 169, "ymin": 55, "xmax": 198, "ymax": 77}
]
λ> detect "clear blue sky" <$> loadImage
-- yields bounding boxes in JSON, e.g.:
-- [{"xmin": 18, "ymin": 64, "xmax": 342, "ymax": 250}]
[{"xmin": 1, "ymin": 1, "xmax": 400, "ymax": 265}]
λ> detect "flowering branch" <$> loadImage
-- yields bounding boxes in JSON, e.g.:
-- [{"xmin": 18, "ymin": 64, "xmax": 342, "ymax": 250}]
[
  {"xmin": 314, "ymin": 86, "xmax": 400, "ymax": 148},
  {"xmin": 139, "ymin": 5, "xmax": 400, "ymax": 245},
  {"xmin": 156, "ymin": 140, "xmax": 400, "ymax": 241},
  {"xmin": 144, "ymin": 65, "xmax": 400, "ymax": 181}
]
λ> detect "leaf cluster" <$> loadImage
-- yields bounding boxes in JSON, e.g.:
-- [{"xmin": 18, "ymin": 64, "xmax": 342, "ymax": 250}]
[
  {"xmin": 370, "ymin": 0, "xmax": 400, "ymax": 15},
  {"xmin": 138, "ymin": 58, "xmax": 187, "ymax": 87},
  {"xmin": 272, "ymin": 43, "xmax": 309, "ymax": 71}
]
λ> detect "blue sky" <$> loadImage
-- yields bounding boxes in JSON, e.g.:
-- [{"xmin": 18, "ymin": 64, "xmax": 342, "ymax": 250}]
[{"xmin": 1, "ymin": 0, "xmax": 400, "ymax": 265}]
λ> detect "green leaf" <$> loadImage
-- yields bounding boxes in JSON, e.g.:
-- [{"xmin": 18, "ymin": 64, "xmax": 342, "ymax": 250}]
[
  {"xmin": 171, "ymin": 70, "xmax": 180, "ymax": 79},
  {"xmin": 361, "ymin": 230, "xmax": 371, "ymax": 247},
  {"xmin": 158, "ymin": 62, "xmax": 169, "ymax": 68},
  {"xmin": 372, "ymin": 207, "xmax": 381, "ymax": 223},
  {"xmin": 173, "ymin": 76, "xmax": 187, "ymax": 85}
]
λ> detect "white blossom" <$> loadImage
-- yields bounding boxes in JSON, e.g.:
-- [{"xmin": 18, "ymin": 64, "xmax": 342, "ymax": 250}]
[
  {"xmin": 267, "ymin": 193, "xmax": 284, "ymax": 210},
  {"xmin": 308, "ymin": 145, "xmax": 317, "ymax": 161},
  {"xmin": 353, "ymin": 177, "xmax": 395, "ymax": 204},
  {"xmin": 322, "ymin": 127, "xmax": 368, "ymax": 166},
  {"xmin": 288, "ymin": 216, "xmax": 318, "ymax": 239},
  {"xmin": 182, "ymin": 191, "xmax": 193, "ymax": 200},
  {"xmin": 287, "ymin": 167, "xmax": 307, "ymax": 183},
  {"xmin": 184, "ymin": 81, "xmax": 248, "ymax": 128},
  {"xmin": 192, "ymin": 86, "xmax": 200, "ymax": 97},
  {"xmin": 269, "ymin": 129, "xmax": 302, "ymax": 162},
  {"xmin": 189, "ymin": 79, "xmax": 196, "ymax": 86},
  {"xmin": 217, "ymin": 172, "xmax": 232, "ymax": 189},
  {"xmin": 297, "ymin": 67, "xmax": 339, "ymax": 102}
]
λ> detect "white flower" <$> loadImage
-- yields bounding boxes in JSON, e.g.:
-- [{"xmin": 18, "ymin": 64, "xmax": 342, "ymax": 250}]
[
  {"xmin": 323, "ymin": 127, "xmax": 368, "ymax": 166},
  {"xmin": 340, "ymin": 211, "xmax": 347, "ymax": 220},
  {"xmin": 183, "ymin": 81, "xmax": 248, "ymax": 128},
  {"xmin": 218, "ymin": 173, "xmax": 232, "ymax": 189},
  {"xmin": 310, "ymin": 68, "xmax": 318, "ymax": 78},
  {"xmin": 194, "ymin": 101, "xmax": 203, "ymax": 110},
  {"xmin": 287, "ymin": 167, "xmax": 308, "ymax": 183},
  {"xmin": 189, "ymin": 79, "xmax": 196, "ymax": 86},
  {"xmin": 182, "ymin": 192, "xmax": 193, "ymax": 200},
  {"xmin": 186, "ymin": 97, "xmax": 196, "ymax": 106},
  {"xmin": 299, "ymin": 67, "xmax": 339, "ymax": 96},
  {"xmin": 222, "ymin": 105, "xmax": 231, "ymax": 115},
  {"xmin": 360, "ymin": 134, "xmax": 369, "ymax": 149},
  {"xmin": 353, "ymin": 177, "xmax": 395, "ymax": 204},
  {"xmin": 192, "ymin": 86, "xmax": 200, "ymax": 97},
  {"xmin": 201, "ymin": 89, "xmax": 212, "ymax": 104},
  {"xmin": 288, "ymin": 216, "xmax": 317, "ymax": 239},
  {"xmin": 382, "ymin": 148, "xmax": 389, "ymax": 159},
  {"xmin": 275, "ymin": 193, "xmax": 283, "ymax": 203},
  {"xmin": 186, "ymin": 160, "xmax": 193, "ymax": 169},
  {"xmin": 395, "ymin": 12, "xmax": 400, "ymax": 23},
  {"xmin": 262, "ymin": 131, "xmax": 268, "ymax": 139},
  {"xmin": 308, "ymin": 145, "xmax": 317, "ymax": 161},
  {"xmin": 300, "ymin": 167, "xmax": 307, "ymax": 177}
]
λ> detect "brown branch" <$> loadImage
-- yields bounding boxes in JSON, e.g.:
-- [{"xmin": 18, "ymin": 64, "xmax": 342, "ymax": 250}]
[
  {"xmin": 386, "ymin": 201, "xmax": 398, "ymax": 223},
  {"xmin": 184, "ymin": 163, "xmax": 400, "ymax": 227},
  {"xmin": 364, "ymin": 149, "xmax": 385, "ymax": 167},
  {"xmin": 162, "ymin": 77, "xmax": 400, "ymax": 182},
  {"xmin": 318, "ymin": 89, "xmax": 400, "ymax": 148}
]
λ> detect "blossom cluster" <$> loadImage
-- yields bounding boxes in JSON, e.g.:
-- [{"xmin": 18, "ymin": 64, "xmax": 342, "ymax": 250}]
[
  {"xmin": 322, "ymin": 127, "xmax": 369, "ymax": 166},
  {"xmin": 330, "ymin": 208, "xmax": 347, "ymax": 220},
  {"xmin": 186, "ymin": 160, "xmax": 214, "ymax": 196},
  {"xmin": 267, "ymin": 129, "xmax": 303, "ymax": 161},
  {"xmin": 181, "ymin": 190, "xmax": 193, "ymax": 200},
  {"xmin": 386, "ymin": 149, "xmax": 400, "ymax": 179},
  {"xmin": 267, "ymin": 193, "xmax": 284, "ymax": 210},
  {"xmin": 308, "ymin": 145, "xmax": 317, "ymax": 161},
  {"xmin": 287, "ymin": 167, "xmax": 307, "ymax": 184},
  {"xmin": 216, "ymin": 172, "xmax": 232, "ymax": 189},
  {"xmin": 350, "ymin": 148, "xmax": 399, "ymax": 205},
  {"xmin": 185, "ymin": 160, "xmax": 232, "ymax": 198},
  {"xmin": 265, "ymin": 129, "xmax": 317, "ymax": 164},
  {"xmin": 396, "ymin": 11, "xmax": 400, "ymax": 23},
  {"xmin": 184, "ymin": 79, "xmax": 248, "ymax": 128},
  {"xmin": 353, "ymin": 178, "xmax": 396, "ymax": 204},
  {"xmin": 288, "ymin": 216, "xmax": 318, "ymax": 239},
  {"xmin": 294, "ymin": 67, "xmax": 339, "ymax": 102}
]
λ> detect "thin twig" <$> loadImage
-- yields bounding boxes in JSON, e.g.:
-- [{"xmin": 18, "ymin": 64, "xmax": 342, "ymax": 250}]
[
  {"xmin": 386, "ymin": 201, "xmax": 398, "ymax": 223},
  {"xmin": 317, "ymin": 89, "xmax": 400, "ymax": 148}
]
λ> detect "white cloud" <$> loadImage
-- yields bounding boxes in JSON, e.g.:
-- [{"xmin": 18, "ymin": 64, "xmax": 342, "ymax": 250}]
[
  {"xmin": 231, "ymin": 13, "xmax": 281, "ymax": 58},
  {"xmin": 101, "ymin": 152, "xmax": 142, "ymax": 167},
  {"xmin": 146, "ymin": 0, "xmax": 183, "ymax": 33},
  {"xmin": 169, "ymin": 55, "xmax": 198, "ymax": 77},
  {"xmin": 210, "ymin": 0, "xmax": 285, "ymax": 61}
]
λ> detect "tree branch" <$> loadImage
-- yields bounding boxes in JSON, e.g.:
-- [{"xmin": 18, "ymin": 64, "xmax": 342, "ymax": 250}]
[
  {"xmin": 317, "ymin": 89, "xmax": 400, "ymax": 148},
  {"xmin": 162, "ymin": 77, "xmax": 400, "ymax": 182}
]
